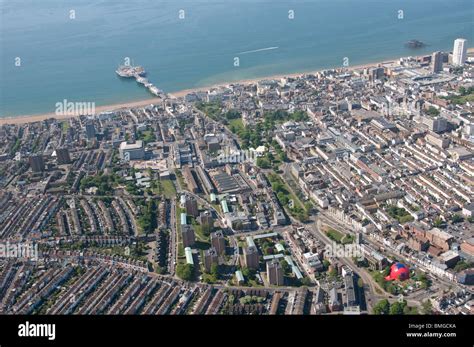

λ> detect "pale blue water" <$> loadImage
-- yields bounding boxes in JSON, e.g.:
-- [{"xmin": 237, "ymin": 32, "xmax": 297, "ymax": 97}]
[{"xmin": 0, "ymin": 0, "xmax": 473, "ymax": 117}]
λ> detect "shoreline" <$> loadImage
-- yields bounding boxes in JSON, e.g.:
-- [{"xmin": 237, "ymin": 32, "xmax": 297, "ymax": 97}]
[
  {"xmin": 0, "ymin": 59, "xmax": 385, "ymax": 126},
  {"xmin": 2, "ymin": 48, "xmax": 473, "ymax": 126}
]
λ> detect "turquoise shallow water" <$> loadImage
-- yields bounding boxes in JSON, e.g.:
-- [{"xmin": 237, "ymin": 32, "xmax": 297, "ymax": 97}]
[{"xmin": 0, "ymin": 0, "xmax": 473, "ymax": 117}]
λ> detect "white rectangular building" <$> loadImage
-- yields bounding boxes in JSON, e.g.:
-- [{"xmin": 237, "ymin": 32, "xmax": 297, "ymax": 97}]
[
  {"xmin": 119, "ymin": 140, "xmax": 145, "ymax": 160},
  {"xmin": 453, "ymin": 38, "xmax": 467, "ymax": 66}
]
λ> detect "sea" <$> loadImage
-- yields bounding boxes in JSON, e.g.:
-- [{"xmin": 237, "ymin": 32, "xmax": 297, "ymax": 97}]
[{"xmin": 0, "ymin": 0, "xmax": 473, "ymax": 118}]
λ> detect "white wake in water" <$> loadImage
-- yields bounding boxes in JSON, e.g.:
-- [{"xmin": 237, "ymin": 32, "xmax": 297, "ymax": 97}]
[{"xmin": 237, "ymin": 46, "xmax": 279, "ymax": 55}]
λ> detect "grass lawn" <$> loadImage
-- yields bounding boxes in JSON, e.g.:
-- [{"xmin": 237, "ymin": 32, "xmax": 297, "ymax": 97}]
[
  {"xmin": 324, "ymin": 229, "xmax": 354, "ymax": 245},
  {"xmin": 152, "ymin": 179, "xmax": 177, "ymax": 199},
  {"xmin": 326, "ymin": 228, "xmax": 347, "ymax": 244},
  {"xmin": 138, "ymin": 130, "xmax": 156, "ymax": 144},
  {"xmin": 193, "ymin": 223, "xmax": 210, "ymax": 243},
  {"xmin": 268, "ymin": 173, "xmax": 305, "ymax": 210},
  {"xmin": 175, "ymin": 171, "xmax": 187, "ymax": 191},
  {"xmin": 160, "ymin": 179, "xmax": 177, "ymax": 199}
]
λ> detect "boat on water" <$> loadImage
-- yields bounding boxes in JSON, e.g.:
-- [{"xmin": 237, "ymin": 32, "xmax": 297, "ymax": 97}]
[{"xmin": 115, "ymin": 65, "xmax": 146, "ymax": 78}]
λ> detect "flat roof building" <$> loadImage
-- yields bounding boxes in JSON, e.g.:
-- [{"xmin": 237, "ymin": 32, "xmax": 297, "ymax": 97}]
[
  {"xmin": 181, "ymin": 224, "xmax": 195, "ymax": 248},
  {"xmin": 235, "ymin": 270, "xmax": 245, "ymax": 284},
  {"xmin": 211, "ymin": 231, "xmax": 226, "ymax": 255},
  {"xmin": 221, "ymin": 199, "xmax": 229, "ymax": 214},
  {"xmin": 55, "ymin": 148, "xmax": 71, "ymax": 165},
  {"xmin": 29, "ymin": 155, "xmax": 45, "ymax": 173},
  {"xmin": 453, "ymin": 38, "xmax": 467, "ymax": 66},
  {"xmin": 185, "ymin": 198, "xmax": 199, "ymax": 217},
  {"xmin": 185, "ymin": 247, "xmax": 194, "ymax": 265},
  {"xmin": 180, "ymin": 212, "xmax": 187, "ymax": 225},
  {"xmin": 243, "ymin": 245, "xmax": 259, "ymax": 270},
  {"xmin": 119, "ymin": 140, "xmax": 144, "ymax": 160},
  {"xmin": 203, "ymin": 247, "xmax": 218, "ymax": 272},
  {"xmin": 267, "ymin": 260, "xmax": 284, "ymax": 286}
]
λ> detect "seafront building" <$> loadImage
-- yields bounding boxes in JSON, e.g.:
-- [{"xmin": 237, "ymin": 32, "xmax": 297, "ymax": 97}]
[
  {"xmin": 0, "ymin": 47, "xmax": 473, "ymax": 316},
  {"xmin": 453, "ymin": 38, "xmax": 467, "ymax": 66},
  {"xmin": 431, "ymin": 51, "xmax": 443, "ymax": 73}
]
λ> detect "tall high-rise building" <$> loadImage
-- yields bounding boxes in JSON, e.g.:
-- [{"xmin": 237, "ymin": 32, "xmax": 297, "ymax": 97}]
[
  {"xmin": 181, "ymin": 225, "xmax": 195, "ymax": 248},
  {"xmin": 431, "ymin": 51, "xmax": 443, "ymax": 73},
  {"xmin": 185, "ymin": 198, "xmax": 199, "ymax": 217},
  {"xmin": 243, "ymin": 245, "xmax": 259, "ymax": 270},
  {"xmin": 85, "ymin": 123, "xmax": 96, "ymax": 140},
  {"xmin": 368, "ymin": 67, "xmax": 384, "ymax": 81},
  {"xmin": 29, "ymin": 155, "xmax": 45, "ymax": 172},
  {"xmin": 452, "ymin": 38, "xmax": 467, "ymax": 66},
  {"xmin": 266, "ymin": 260, "xmax": 284, "ymax": 286},
  {"xmin": 56, "ymin": 148, "xmax": 71, "ymax": 164},
  {"xmin": 203, "ymin": 247, "xmax": 218, "ymax": 272},
  {"xmin": 198, "ymin": 211, "xmax": 214, "ymax": 229},
  {"xmin": 210, "ymin": 231, "xmax": 226, "ymax": 255}
]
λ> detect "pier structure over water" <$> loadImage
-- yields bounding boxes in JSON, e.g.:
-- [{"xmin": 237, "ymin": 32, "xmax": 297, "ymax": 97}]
[{"xmin": 116, "ymin": 65, "xmax": 164, "ymax": 97}]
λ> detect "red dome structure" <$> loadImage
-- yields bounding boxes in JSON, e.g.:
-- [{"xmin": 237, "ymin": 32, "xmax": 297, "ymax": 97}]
[{"xmin": 385, "ymin": 262, "xmax": 410, "ymax": 281}]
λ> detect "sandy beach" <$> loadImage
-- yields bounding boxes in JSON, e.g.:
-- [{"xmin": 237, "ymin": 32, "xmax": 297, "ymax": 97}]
[
  {"xmin": 1, "ymin": 48, "xmax": 473, "ymax": 126},
  {"xmin": 0, "ymin": 61, "xmax": 386, "ymax": 126}
]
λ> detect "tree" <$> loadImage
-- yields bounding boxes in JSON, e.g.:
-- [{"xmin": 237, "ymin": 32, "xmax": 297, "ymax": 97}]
[
  {"xmin": 201, "ymin": 223, "xmax": 212, "ymax": 237},
  {"xmin": 225, "ymin": 109, "xmax": 241, "ymax": 120},
  {"xmin": 373, "ymin": 299, "xmax": 390, "ymax": 315},
  {"xmin": 266, "ymin": 152, "xmax": 275, "ymax": 163},
  {"xmin": 390, "ymin": 301, "xmax": 406, "ymax": 315},
  {"xmin": 451, "ymin": 214, "xmax": 463, "ymax": 224},
  {"xmin": 386, "ymin": 283, "xmax": 399, "ymax": 295},
  {"xmin": 433, "ymin": 217, "xmax": 443, "ymax": 228},
  {"xmin": 279, "ymin": 151, "xmax": 288, "ymax": 162},
  {"xmin": 421, "ymin": 300, "xmax": 433, "ymax": 315},
  {"xmin": 453, "ymin": 260, "xmax": 473, "ymax": 272},
  {"xmin": 176, "ymin": 263, "xmax": 194, "ymax": 281},
  {"xmin": 242, "ymin": 267, "xmax": 256, "ymax": 279},
  {"xmin": 277, "ymin": 191, "xmax": 289, "ymax": 205},
  {"xmin": 256, "ymin": 158, "xmax": 271, "ymax": 169},
  {"xmin": 426, "ymin": 106, "xmax": 440, "ymax": 116},
  {"xmin": 329, "ymin": 268, "xmax": 338, "ymax": 278},
  {"xmin": 210, "ymin": 263, "xmax": 220, "ymax": 278},
  {"xmin": 280, "ymin": 260, "xmax": 291, "ymax": 274}
]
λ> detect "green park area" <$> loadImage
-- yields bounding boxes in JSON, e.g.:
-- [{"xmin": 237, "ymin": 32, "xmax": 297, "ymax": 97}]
[
  {"xmin": 386, "ymin": 205, "xmax": 414, "ymax": 224},
  {"xmin": 152, "ymin": 178, "xmax": 176, "ymax": 199},
  {"xmin": 325, "ymin": 228, "xmax": 354, "ymax": 244}
]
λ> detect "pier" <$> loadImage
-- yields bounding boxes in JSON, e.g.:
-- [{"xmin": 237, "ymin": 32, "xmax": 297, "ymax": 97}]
[{"xmin": 115, "ymin": 65, "xmax": 165, "ymax": 97}]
